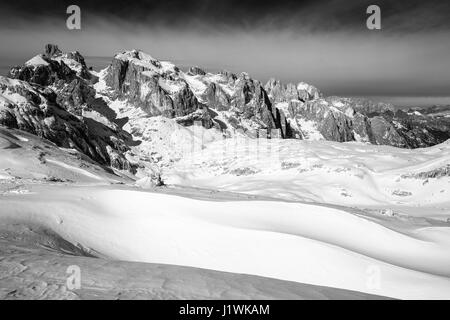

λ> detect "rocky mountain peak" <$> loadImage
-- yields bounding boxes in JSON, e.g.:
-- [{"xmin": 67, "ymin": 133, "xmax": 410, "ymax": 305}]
[
  {"xmin": 218, "ymin": 70, "xmax": 237, "ymax": 81},
  {"xmin": 2, "ymin": 46, "xmax": 138, "ymax": 172},
  {"xmin": 265, "ymin": 78, "xmax": 321, "ymax": 103},
  {"xmin": 8, "ymin": 44, "xmax": 95, "ymax": 87},
  {"xmin": 188, "ymin": 66, "xmax": 206, "ymax": 76},
  {"xmin": 44, "ymin": 44, "xmax": 62, "ymax": 59}
]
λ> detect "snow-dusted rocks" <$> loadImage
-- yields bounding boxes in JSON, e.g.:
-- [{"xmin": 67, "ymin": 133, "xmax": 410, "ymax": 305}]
[
  {"xmin": 9, "ymin": 44, "xmax": 94, "ymax": 86},
  {"xmin": 0, "ymin": 76, "xmax": 133, "ymax": 171},
  {"xmin": 3, "ymin": 43, "xmax": 450, "ymax": 179},
  {"xmin": 105, "ymin": 50, "xmax": 200, "ymax": 118},
  {"xmin": 2, "ymin": 45, "xmax": 137, "ymax": 172},
  {"xmin": 44, "ymin": 43, "xmax": 62, "ymax": 58},
  {"xmin": 265, "ymin": 78, "xmax": 450, "ymax": 147},
  {"xmin": 103, "ymin": 50, "xmax": 292, "ymax": 138},
  {"xmin": 265, "ymin": 78, "xmax": 322, "ymax": 103},
  {"xmin": 97, "ymin": 46, "xmax": 450, "ymax": 148},
  {"xmin": 187, "ymin": 66, "xmax": 207, "ymax": 76},
  {"xmin": 266, "ymin": 79, "xmax": 376, "ymax": 143}
]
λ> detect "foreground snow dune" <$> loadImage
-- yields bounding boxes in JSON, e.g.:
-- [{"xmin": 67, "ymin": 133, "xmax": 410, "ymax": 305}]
[
  {"xmin": 1, "ymin": 184, "xmax": 450, "ymax": 300},
  {"xmin": 0, "ymin": 224, "xmax": 387, "ymax": 300}
]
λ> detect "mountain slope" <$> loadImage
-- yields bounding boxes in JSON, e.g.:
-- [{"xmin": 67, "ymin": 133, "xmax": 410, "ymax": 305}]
[
  {"xmin": 3, "ymin": 44, "xmax": 450, "ymax": 181},
  {"xmin": 1, "ymin": 126, "xmax": 449, "ymax": 299}
]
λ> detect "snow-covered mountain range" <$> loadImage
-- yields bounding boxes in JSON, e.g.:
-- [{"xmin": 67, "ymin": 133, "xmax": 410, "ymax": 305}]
[
  {"xmin": 1, "ymin": 45, "xmax": 450, "ymax": 300},
  {"xmin": 3, "ymin": 44, "xmax": 449, "ymax": 178}
]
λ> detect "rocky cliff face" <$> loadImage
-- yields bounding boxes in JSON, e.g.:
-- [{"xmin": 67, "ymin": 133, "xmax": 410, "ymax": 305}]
[
  {"xmin": 370, "ymin": 108, "xmax": 450, "ymax": 148},
  {"xmin": 102, "ymin": 49, "xmax": 446, "ymax": 148},
  {"xmin": 9, "ymin": 44, "xmax": 95, "ymax": 85},
  {"xmin": 282, "ymin": 96, "xmax": 407, "ymax": 146},
  {"xmin": 8, "ymin": 44, "xmax": 97, "ymax": 118},
  {"xmin": 265, "ymin": 78, "xmax": 322, "ymax": 103},
  {"xmin": 265, "ymin": 78, "xmax": 449, "ymax": 148},
  {"xmin": 103, "ymin": 50, "xmax": 292, "ymax": 137},
  {"xmin": 105, "ymin": 50, "xmax": 200, "ymax": 118},
  {"xmin": 3, "ymin": 45, "xmax": 135, "ymax": 172}
]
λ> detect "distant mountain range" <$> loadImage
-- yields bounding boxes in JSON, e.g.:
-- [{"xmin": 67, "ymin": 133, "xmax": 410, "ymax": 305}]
[{"xmin": 1, "ymin": 44, "xmax": 449, "ymax": 175}]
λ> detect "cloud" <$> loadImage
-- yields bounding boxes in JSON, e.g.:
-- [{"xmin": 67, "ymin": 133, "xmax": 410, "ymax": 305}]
[
  {"xmin": 0, "ymin": 0, "xmax": 449, "ymax": 99},
  {"xmin": 1, "ymin": 0, "xmax": 450, "ymax": 32}
]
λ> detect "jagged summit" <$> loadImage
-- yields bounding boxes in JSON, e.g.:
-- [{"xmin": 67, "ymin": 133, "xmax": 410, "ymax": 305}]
[
  {"xmin": 1, "ymin": 43, "xmax": 449, "ymax": 181},
  {"xmin": 44, "ymin": 43, "xmax": 62, "ymax": 58},
  {"xmin": 188, "ymin": 66, "xmax": 206, "ymax": 76},
  {"xmin": 114, "ymin": 49, "xmax": 178, "ymax": 74},
  {"xmin": 1, "ymin": 45, "xmax": 137, "ymax": 172},
  {"xmin": 103, "ymin": 48, "xmax": 291, "ymax": 136},
  {"xmin": 10, "ymin": 44, "xmax": 94, "ymax": 85},
  {"xmin": 265, "ymin": 78, "xmax": 322, "ymax": 103}
]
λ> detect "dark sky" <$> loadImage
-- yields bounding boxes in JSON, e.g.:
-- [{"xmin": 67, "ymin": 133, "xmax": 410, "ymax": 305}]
[{"xmin": 1, "ymin": 0, "xmax": 450, "ymax": 101}]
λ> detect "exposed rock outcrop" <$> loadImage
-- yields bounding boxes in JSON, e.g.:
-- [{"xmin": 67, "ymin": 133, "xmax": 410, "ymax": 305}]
[
  {"xmin": 3, "ymin": 45, "xmax": 137, "ymax": 172},
  {"xmin": 3, "ymin": 42, "xmax": 449, "ymax": 182},
  {"xmin": 265, "ymin": 78, "xmax": 322, "ymax": 103},
  {"xmin": 265, "ymin": 78, "xmax": 450, "ymax": 148},
  {"xmin": 103, "ymin": 50, "xmax": 293, "ymax": 138},
  {"xmin": 105, "ymin": 50, "xmax": 199, "ymax": 118},
  {"xmin": 0, "ymin": 77, "xmax": 133, "ymax": 171}
]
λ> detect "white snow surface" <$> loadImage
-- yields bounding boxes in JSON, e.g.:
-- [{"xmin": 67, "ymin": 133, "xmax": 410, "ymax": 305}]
[
  {"xmin": 1, "ymin": 183, "xmax": 449, "ymax": 300},
  {"xmin": 25, "ymin": 55, "xmax": 49, "ymax": 67},
  {"xmin": 296, "ymin": 119, "xmax": 324, "ymax": 140},
  {"xmin": 167, "ymin": 138, "xmax": 450, "ymax": 210},
  {"xmin": 1, "ymin": 126, "xmax": 450, "ymax": 299},
  {"xmin": 0, "ymin": 223, "xmax": 385, "ymax": 300}
]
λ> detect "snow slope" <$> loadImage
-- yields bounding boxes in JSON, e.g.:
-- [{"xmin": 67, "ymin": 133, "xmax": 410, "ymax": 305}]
[
  {"xmin": 1, "ymin": 184, "xmax": 450, "ymax": 299},
  {"xmin": 1, "ymin": 124, "xmax": 449, "ymax": 300},
  {"xmin": 167, "ymin": 138, "xmax": 450, "ymax": 215},
  {"xmin": 2, "ymin": 121, "xmax": 450, "ymax": 300},
  {"xmin": 0, "ymin": 127, "xmax": 132, "ymax": 185},
  {"xmin": 0, "ymin": 126, "xmax": 389, "ymax": 299},
  {"xmin": 0, "ymin": 224, "xmax": 386, "ymax": 300}
]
